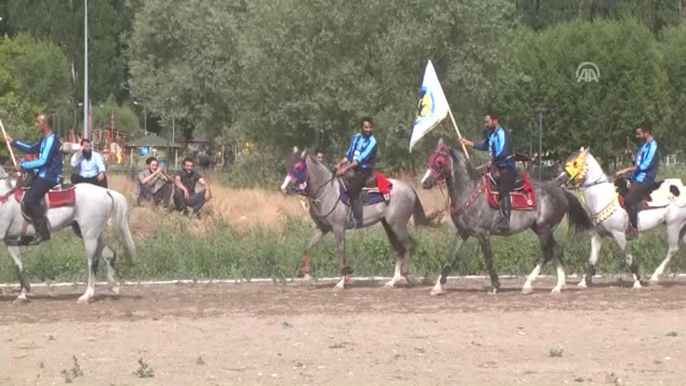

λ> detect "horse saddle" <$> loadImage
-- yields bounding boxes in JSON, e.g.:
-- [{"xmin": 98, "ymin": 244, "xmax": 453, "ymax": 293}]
[
  {"xmin": 485, "ymin": 172, "xmax": 537, "ymax": 211},
  {"xmin": 615, "ymin": 178, "xmax": 682, "ymax": 211},
  {"xmin": 487, "ymin": 172, "xmax": 527, "ymax": 192},
  {"xmin": 15, "ymin": 184, "xmax": 77, "ymax": 220},
  {"xmin": 340, "ymin": 172, "xmax": 393, "ymax": 206}
]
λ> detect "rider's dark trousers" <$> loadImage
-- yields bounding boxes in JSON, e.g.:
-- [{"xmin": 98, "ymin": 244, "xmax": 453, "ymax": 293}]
[
  {"xmin": 625, "ymin": 180, "xmax": 653, "ymax": 229},
  {"xmin": 348, "ymin": 167, "xmax": 372, "ymax": 224},
  {"xmin": 23, "ymin": 177, "xmax": 57, "ymax": 219}
]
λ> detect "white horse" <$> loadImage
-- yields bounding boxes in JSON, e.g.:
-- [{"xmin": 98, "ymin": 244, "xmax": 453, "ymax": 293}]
[
  {"xmin": 562, "ymin": 147, "xmax": 686, "ymax": 288},
  {"xmin": 0, "ymin": 168, "xmax": 136, "ymax": 303}
]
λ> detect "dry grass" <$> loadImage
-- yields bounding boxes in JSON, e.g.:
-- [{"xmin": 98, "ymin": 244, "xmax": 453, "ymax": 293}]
[
  {"xmin": 108, "ymin": 174, "xmax": 310, "ymax": 234},
  {"xmin": 107, "ymin": 172, "xmax": 450, "ymax": 235}
]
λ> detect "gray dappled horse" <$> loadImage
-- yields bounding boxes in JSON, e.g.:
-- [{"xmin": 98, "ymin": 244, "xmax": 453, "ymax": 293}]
[
  {"xmin": 0, "ymin": 168, "xmax": 135, "ymax": 303},
  {"xmin": 421, "ymin": 140, "xmax": 593, "ymax": 294},
  {"xmin": 280, "ymin": 149, "xmax": 440, "ymax": 290}
]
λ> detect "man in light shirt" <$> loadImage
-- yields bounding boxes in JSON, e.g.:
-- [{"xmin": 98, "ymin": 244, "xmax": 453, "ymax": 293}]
[{"xmin": 70, "ymin": 138, "xmax": 108, "ymax": 188}]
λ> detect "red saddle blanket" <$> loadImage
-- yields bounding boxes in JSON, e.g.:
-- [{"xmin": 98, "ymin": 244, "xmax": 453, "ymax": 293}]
[
  {"xmin": 14, "ymin": 186, "xmax": 76, "ymax": 208},
  {"xmin": 374, "ymin": 172, "xmax": 392, "ymax": 196},
  {"xmin": 485, "ymin": 174, "xmax": 537, "ymax": 210}
]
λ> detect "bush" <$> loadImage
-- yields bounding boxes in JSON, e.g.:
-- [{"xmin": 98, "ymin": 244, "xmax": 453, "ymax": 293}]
[{"xmin": 2, "ymin": 213, "xmax": 686, "ymax": 285}]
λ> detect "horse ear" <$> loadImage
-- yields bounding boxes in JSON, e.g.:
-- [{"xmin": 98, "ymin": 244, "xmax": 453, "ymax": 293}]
[
  {"xmin": 438, "ymin": 138, "xmax": 444, "ymax": 146},
  {"xmin": 293, "ymin": 146, "xmax": 299, "ymax": 154},
  {"xmin": 579, "ymin": 146, "xmax": 584, "ymax": 152},
  {"xmin": 584, "ymin": 147, "xmax": 590, "ymax": 154},
  {"xmin": 301, "ymin": 149, "xmax": 307, "ymax": 158}
]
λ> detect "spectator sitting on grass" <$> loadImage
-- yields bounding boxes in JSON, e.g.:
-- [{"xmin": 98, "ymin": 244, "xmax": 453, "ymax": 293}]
[
  {"xmin": 70, "ymin": 138, "xmax": 108, "ymax": 188},
  {"xmin": 137, "ymin": 156, "xmax": 174, "ymax": 208},
  {"xmin": 173, "ymin": 157, "xmax": 212, "ymax": 217}
]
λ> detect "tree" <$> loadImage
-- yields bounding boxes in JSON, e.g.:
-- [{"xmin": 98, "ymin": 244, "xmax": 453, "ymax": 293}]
[
  {"xmin": 661, "ymin": 22, "xmax": 686, "ymax": 150},
  {"xmin": 0, "ymin": 34, "xmax": 71, "ymax": 146},
  {"xmin": 232, "ymin": 0, "xmax": 520, "ymax": 169},
  {"xmin": 6, "ymin": 0, "xmax": 135, "ymax": 106},
  {"xmin": 128, "ymin": 0, "xmax": 244, "ymax": 142},
  {"xmin": 494, "ymin": 20, "xmax": 670, "ymax": 157}
]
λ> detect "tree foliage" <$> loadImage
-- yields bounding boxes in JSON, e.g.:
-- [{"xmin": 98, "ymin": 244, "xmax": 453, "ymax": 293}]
[
  {"xmin": 494, "ymin": 19, "xmax": 670, "ymax": 157},
  {"xmin": 0, "ymin": 34, "xmax": 71, "ymax": 144}
]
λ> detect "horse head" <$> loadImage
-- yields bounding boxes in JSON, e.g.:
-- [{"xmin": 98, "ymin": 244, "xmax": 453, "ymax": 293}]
[
  {"xmin": 562, "ymin": 146, "xmax": 605, "ymax": 187},
  {"xmin": 0, "ymin": 167, "xmax": 17, "ymax": 196},
  {"xmin": 280, "ymin": 147, "xmax": 309, "ymax": 195},
  {"xmin": 422, "ymin": 139, "xmax": 452, "ymax": 189}
]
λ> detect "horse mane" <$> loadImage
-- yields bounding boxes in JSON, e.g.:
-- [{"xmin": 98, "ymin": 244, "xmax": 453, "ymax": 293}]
[
  {"xmin": 449, "ymin": 148, "xmax": 482, "ymax": 180},
  {"xmin": 305, "ymin": 154, "xmax": 333, "ymax": 179}
]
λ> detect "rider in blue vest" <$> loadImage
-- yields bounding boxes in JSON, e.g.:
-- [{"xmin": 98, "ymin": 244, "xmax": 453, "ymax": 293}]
[
  {"xmin": 615, "ymin": 124, "xmax": 659, "ymax": 240},
  {"xmin": 7, "ymin": 114, "xmax": 63, "ymax": 245},
  {"xmin": 335, "ymin": 117, "xmax": 378, "ymax": 229},
  {"xmin": 460, "ymin": 114, "xmax": 517, "ymax": 229}
]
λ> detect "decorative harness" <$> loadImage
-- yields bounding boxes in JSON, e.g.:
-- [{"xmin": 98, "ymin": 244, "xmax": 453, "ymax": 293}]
[
  {"xmin": 567, "ymin": 155, "xmax": 618, "ymax": 224},
  {"xmin": 427, "ymin": 147, "xmax": 486, "ymax": 218},
  {"xmin": 288, "ymin": 159, "xmax": 342, "ymax": 220}
]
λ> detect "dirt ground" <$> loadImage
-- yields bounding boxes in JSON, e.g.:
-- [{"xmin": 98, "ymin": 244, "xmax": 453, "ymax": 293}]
[{"xmin": 1, "ymin": 277, "xmax": 685, "ymax": 386}]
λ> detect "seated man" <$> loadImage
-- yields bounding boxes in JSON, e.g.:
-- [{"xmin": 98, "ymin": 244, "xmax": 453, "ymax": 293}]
[
  {"xmin": 70, "ymin": 138, "xmax": 108, "ymax": 188},
  {"xmin": 173, "ymin": 157, "xmax": 212, "ymax": 216},
  {"xmin": 138, "ymin": 156, "xmax": 174, "ymax": 207}
]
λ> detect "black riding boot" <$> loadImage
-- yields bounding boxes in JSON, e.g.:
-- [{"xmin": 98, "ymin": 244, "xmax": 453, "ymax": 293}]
[
  {"xmin": 497, "ymin": 194, "xmax": 512, "ymax": 231},
  {"xmin": 347, "ymin": 197, "xmax": 363, "ymax": 229},
  {"xmin": 626, "ymin": 206, "xmax": 639, "ymax": 240},
  {"xmin": 27, "ymin": 217, "xmax": 51, "ymax": 246}
]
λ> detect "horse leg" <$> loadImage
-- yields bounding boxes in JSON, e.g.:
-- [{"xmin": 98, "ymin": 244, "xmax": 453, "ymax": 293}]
[
  {"xmin": 77, "ymin": 236, "xmax": 103, "ymax": 304},
  {"xmin": 523, "ymin": 227, "xmax": 555, "ymax": 294},
  {"xmin": 381, "ymin": 220, "xmax": 405, "ymax": 288},
  {"xmin": 333, "ymin": 228, "xmax": 349, "ymax": 291},
  {"xmin": 650, "ymin": 222, "xmax": 684, "ymax": 283},
  {"xmin": 608, "ymin": 230, "xmax": 642, "ymax": 288},
  {"xmin": 431, "ymin": 232, "xmax": 466, "ymax": 296},
  {"xmin": 102, "ymin": 246, "xmax": 120, "ymax": 295},
  {"xmin": 578, "ymin": 233, "xmax": 602, "ymax": 289},
  {"xmin": 302, "ymin": 227, "xmax": 328, "ymax": 280},
  {"xmin": 478, "ymin": 235, "xmax": 500, "ymax": 294},
  {"xmin": 550, "ymin": 237, "xmax": 566, "ymax": 294},
  {"xmin": 5, "ymin": 244, "xmax": 29, "ymax": 303}
]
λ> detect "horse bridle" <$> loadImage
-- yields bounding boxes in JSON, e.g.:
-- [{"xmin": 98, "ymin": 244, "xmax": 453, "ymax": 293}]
[{"xmin": 288, "ymin": 159, "xmax": 341, "ymax": 220}]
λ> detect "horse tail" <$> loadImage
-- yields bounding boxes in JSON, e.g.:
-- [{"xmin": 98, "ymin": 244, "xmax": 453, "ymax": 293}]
[
  {"xmin": 107, "ymin": 190, "xmax": 136, "ymax": 264},
  {"xmin": 564, "ymin": 190, "xmax": 593, "ymax": 237},
  {"xmin": 412, "ymin": 189, "xmax": 442, "ymax": 228}
]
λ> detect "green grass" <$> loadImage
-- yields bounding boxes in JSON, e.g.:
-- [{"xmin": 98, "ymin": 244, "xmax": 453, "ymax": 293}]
[{"xmin": 2, "ymin": 215, "xmax": 686, "ymax": 284}]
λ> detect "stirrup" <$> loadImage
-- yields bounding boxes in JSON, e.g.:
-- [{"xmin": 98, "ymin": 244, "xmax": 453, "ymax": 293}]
[{"xmin": 346, "ymin": 216, "xmax": 358, "ymax": 229}]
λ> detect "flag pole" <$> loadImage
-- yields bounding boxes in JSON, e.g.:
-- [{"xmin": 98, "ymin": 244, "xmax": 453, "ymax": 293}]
[
  {"xmin": 0, "ymin": 119, "xmax": 18, "ymax": 168},
  {"xmin": 447, "ymin": 107, "xmax": 470, "ymax": 159}
]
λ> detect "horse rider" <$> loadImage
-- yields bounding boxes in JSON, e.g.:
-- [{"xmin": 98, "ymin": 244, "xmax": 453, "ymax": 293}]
[
  {"xmin": 335, "ymin": 117, "xmax": 378, "ymax": 229},
  {"xmin": 615, "ymin": 124, "xmax": 659, "ymax": 240},
  {"xmin": 459, "ymin": 114, "xmax": 517, "ymax": 229},
  {"xmin": 6, "ymin": 114, "xmax": 63, "ymax": 245}
]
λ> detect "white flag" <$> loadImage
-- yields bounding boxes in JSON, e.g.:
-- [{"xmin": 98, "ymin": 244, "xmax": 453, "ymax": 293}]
[{"xmin": 409, "ymin": 60, "xmax": 450, "ymax": 152}]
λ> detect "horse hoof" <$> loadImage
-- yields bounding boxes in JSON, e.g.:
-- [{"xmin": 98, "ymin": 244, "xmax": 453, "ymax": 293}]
[
  {"xmin": 487, "ymin": 288, "xmax": 498, "ymax": 295},
  {"xmin": 632, "ymin": 281, "xmax": 643, "ymax": 289},
  {"xmin": 577, "ymin": 281, "xmax": 588, "ymax": 289},
  {"xmin": 550, "ymin": 287, "xmax": 562, "ymax": 295},
  {"xmin": 303, "ymin": 274, "xmax": 312, "ymax": 281},
  {"xmin": 77, "ymin": 295, "xmax": 92, "ymax": 304},
  {"xmin": 13, "ymin": 296, "xmax": 29, "ymax": 304},
  {"xmin": 109, "ymin": 286, "xmax": 120, "ymax": 296},
  {"xmin": 384, "ymin": 281, "xmax": 396, "ymax": 289},
  {"xmin": 522, "ymin": 284, "xmax": 533, "ymax": 295},
  {"xmin": 430, "ymin": 283, "xmax": 445, "ymax": 296},
  {"xmin": 650, "ymin": 275, "xmax": 660, "ymax": 283}
]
